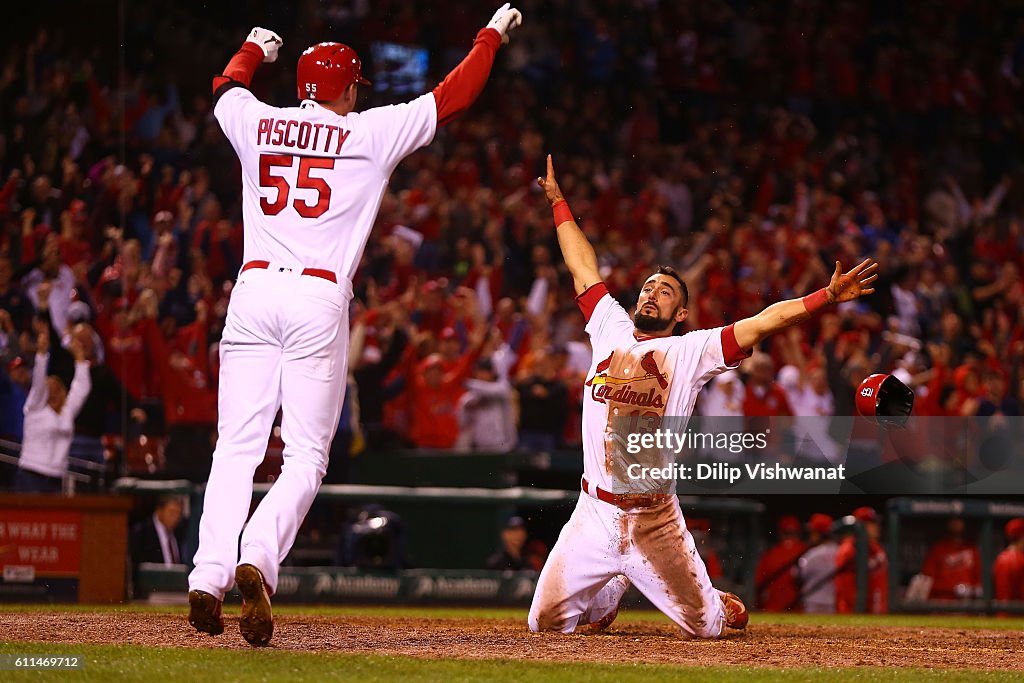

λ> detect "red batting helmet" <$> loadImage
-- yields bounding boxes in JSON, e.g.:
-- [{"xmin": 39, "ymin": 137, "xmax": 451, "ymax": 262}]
[
  {"xmin": 807, "ymin": 513, "xmax": 834, "ymax": 535},
  {"xmin": 855, "ymin": 373, "xmax": 914, "ymax": 428},
  {"xmin": 852, "ymin": 506, "xmax": 879, "ymax": 524},
  {"xmin": 777, "ymin": 515, "xmax": 801, "ymax": 534},
  {"xmin": 296, "ymin": 42, "xmax": 371, "ymax": 102}
]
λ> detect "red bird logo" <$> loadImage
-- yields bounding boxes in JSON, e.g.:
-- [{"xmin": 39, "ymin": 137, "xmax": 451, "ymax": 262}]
[
  {"xmin": 587, "ymin": 351, "xmax": 668, "ymax": 389},
  {"xmin": 640, "ymin": 350, "xmax": 668, "ymax": 389}
]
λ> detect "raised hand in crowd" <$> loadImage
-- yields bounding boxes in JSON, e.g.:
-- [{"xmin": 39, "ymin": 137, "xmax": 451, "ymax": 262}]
[
  {"xmin": 36, "ymin": 328, "xmax": 49, "ymax": 355},
  {"xmin": 68, "ymin": 335, "xmax": 86, "ymax": 363}
]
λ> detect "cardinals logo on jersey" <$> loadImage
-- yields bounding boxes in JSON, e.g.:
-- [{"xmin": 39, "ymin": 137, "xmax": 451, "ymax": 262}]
[{"xmin": 586, "ymin": 350, "xmax": 669, "ymax": 409}]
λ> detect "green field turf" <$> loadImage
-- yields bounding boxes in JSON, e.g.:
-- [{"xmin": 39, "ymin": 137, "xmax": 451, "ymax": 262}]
[
  {"xmin": 2, "ymin": 605, "xmax": 1023, "ymax": 681},
  {"xmin": 0, "ymin": 643, "xmax": 1021, "ymax": 683}
]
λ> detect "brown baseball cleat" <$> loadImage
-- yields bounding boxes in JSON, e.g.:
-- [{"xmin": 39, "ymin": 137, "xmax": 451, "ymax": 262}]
[
  {"xmin": 581, "ymin": 605, "xmax": 620, "ymax": 633},
  {"xmin": 719, "ymin": 590, "xmax": 749, "ymax": 630},
  {"xmin": 235, "ymin": 563, "xmax": 274, "ymax": 646},
  {"xmin": 188, "ymin": 590, "xmax": 224, "ymax": 636},
  {"xmin": 580, "ymin": 574, "xmax": 631, "ymax": 633}
]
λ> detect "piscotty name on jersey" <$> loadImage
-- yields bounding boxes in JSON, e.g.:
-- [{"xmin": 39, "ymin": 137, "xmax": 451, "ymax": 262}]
[{"xmin": 256, "ymin": 118, "xmax": 351, "ymax": 154}]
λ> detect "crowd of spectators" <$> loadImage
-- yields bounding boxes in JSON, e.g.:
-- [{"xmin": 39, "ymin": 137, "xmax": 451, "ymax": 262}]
[
  {"xmin": 0, "ymin": 0, "xmax": 1023, "ymax": 486},
  {"xmin": 753, "ymin": 510, "xmax": 1024, "ymax": 613}
]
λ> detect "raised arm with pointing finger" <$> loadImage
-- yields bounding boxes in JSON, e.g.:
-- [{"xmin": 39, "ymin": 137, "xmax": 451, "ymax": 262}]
[{"xmin": 537, "ymin": 155, "xmax": 601, "ymax": 296}]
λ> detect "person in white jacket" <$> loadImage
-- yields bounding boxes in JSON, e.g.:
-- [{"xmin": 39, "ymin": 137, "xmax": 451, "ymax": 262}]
[
  {"xmin": 13, "ymin": 330, "xmax": 91, "ymax": 494},
  {"xmin": 456, "ymin": 358, "xmax": 517, "ymax": 452}
]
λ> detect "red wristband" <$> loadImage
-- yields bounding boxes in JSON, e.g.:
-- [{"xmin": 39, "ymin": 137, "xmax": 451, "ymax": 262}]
[
  {"xmin": 802, "ymin": 288, "xmax": 830, "ymax": 314},
  {"xmin": 552, "ymin": 199, "xmax": 573, "ymax": 226}
]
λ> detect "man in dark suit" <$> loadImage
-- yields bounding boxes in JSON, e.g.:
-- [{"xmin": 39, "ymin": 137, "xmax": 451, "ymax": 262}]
[
  {"xmin": 131, "ymin": 495, "xmax": 187, "ymax": 596},
  {"xmin": 486, "ymin": 516, "xmax": 548, "ymax": 572}
]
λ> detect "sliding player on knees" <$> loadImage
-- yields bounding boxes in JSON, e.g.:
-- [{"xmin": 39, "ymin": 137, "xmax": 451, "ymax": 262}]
[{"xmin": 528, "ymin": 155, "xmax": 877, "ymax": 637}]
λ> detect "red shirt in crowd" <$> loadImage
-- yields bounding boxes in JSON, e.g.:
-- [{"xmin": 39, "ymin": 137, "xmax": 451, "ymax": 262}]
[
  {"xmin": 744, "ymin": 382, "xmax": 793, "ymax": 445},
  {"xmin": 994, "ymin": 547, "xmax": 1024, "ymax": 601},
  {"xmin": 408, "ymin": 349, "xmax": 480, "ymax": 449},
  {"xmin": 59, "ymin": 235, "xmax": 92, "ymax": 268},
  {"xmin": 743, "ymin": 383, "xmax": 793, "ymax": 417},
  {"xmin": 703, "ymin": 547, "xmax": 723, "ymax": 580},
  {"xmin": 96, "ymin": 313, "xmax": 154, "ymax": 401},
  {"xmin": 755, "ymin": 538, "xmax": 809, "ymax": 611},
  {"xmin": 921, "ymin": 538, "xmax": 981, "ymax": 600},
  {"xmin": 141, "ymin": 318, "xmax": 217, "ymax": 425},
  {"xmin": 835, "ymin": 536, "xmax": 888, "ymax": 614}
]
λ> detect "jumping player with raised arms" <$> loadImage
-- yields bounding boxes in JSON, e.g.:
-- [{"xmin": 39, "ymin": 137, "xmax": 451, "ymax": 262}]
[
  {"xmin": 187, "ymin": 5, "xmax": 523, "ymax": 646},
  {"xmin": 529, "ymin": 156, "xmax": 878, "ymax": 638}
]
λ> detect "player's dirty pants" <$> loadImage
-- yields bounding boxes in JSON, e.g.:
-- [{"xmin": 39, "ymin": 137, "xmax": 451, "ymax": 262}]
[
  {"xmin": 189, "ymin": 265, "xmax": 351, "ymax": 600},
  {"xmin": 528, "ymin": 493, "xmax": 726, "ymax": 639}
]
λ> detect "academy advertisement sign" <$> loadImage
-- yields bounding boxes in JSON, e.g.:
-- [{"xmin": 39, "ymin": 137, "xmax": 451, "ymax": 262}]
[
  {"xmin": 138, "ymin": 567, "xmax": 539, "ymax": 605},
  {"xmin": 283, "ymin": 569, "xmax": 535, "ymax": 603}
]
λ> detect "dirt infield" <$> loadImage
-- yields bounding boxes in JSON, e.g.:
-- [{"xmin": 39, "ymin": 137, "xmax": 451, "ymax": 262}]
[{"xmin": 4, "ymin": 612, "xmax": 1024, "ymax": 671}]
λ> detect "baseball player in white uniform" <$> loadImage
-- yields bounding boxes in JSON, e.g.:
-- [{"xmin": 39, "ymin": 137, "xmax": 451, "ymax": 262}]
[
  {"xmin": 187, "ymin": 5, "xmax": 523, "ymax": 646},
  {"xmin": 528, "ymin": 156, "xmax": 878, "ymax": 638}
]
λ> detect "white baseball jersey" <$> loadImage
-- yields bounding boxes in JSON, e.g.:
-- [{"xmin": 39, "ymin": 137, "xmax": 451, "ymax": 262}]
[
  {"xmin": 214, "ymin": 88, "xmax": 437, "ymax": 280},
  {"xmin": 798, "ymin": 540, "xmax": 839, "ymax": 612},
  {"xmin": 528, "ymin": 283, "xmax": 750, "ymax": 639},
  {"xmin": 191, "ymin": 88, "xmax": 436, "ymax": 602},
  {"xmin": 579, "ymin": 284, "xmax": 746, "ymax": 492}
]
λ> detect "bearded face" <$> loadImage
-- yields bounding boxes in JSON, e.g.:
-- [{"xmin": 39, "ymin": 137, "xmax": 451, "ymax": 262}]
[
  {"xmin": 633, "ymin": 274, "xmax": 687, "ymax": 334},
  {"xmin": 634, "ymin": 305, "xmax": 675, "ymax": 332}
]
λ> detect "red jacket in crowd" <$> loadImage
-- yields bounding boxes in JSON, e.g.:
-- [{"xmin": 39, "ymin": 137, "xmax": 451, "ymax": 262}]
[
  {"xmin": 95, "ymin": 310, "xmax": 154, "ymax": 401},
  {"xmin": 141, "ymin": 318, "xmax": 217, "ymax": 426},
  {"xmin": 835, "ymin": 536, "xmax": 889, "ymax": 614},
  {"xmin": 756, "ymin": 538, "xmax": 809, "ymax": 611},
  {"xmin": 408, "ymin": 348, "xmax": 480, "ymax": 449},
  {"xmin": 921, "ymin": 538, "xmax": 981, "ymax": 600},
  {"xmin": 994, "ymin": 547, "xmax": 1024, "ymax": 602},
  {"xmin": 743, "ymin": 383, "xmax": 793, "ymax": 417}
]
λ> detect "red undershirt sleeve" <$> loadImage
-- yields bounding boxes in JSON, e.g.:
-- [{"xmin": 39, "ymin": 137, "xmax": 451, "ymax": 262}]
[
  {"xmin": 721, "ymin": 324, "xmax": 753, "ymax": 365},
  {"xmin": 211, "ymin": 42, "xmax": 265, "ymax": 96},
  {"xmin": 431, "ymin": 28, "xmax": 502, "ymax": 127},
  {"xmin": 575, "ymin": 283, "xmax": 610, "ymax": 323}
]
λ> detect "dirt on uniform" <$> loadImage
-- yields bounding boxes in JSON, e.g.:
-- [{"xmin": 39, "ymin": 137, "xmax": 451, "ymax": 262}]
[{"xmin": 3, "ymin": 612, "xmax": 1024, "ymax": 671}]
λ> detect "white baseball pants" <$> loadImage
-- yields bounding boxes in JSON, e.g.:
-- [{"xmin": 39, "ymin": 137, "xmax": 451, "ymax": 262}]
[
  {"xmin": 189, "ymin": 265, "xmax": 351, "ymax": 599},
  {"xmin": 528, "ymin": 493, "xmax": 726, "ymax": 638}
]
